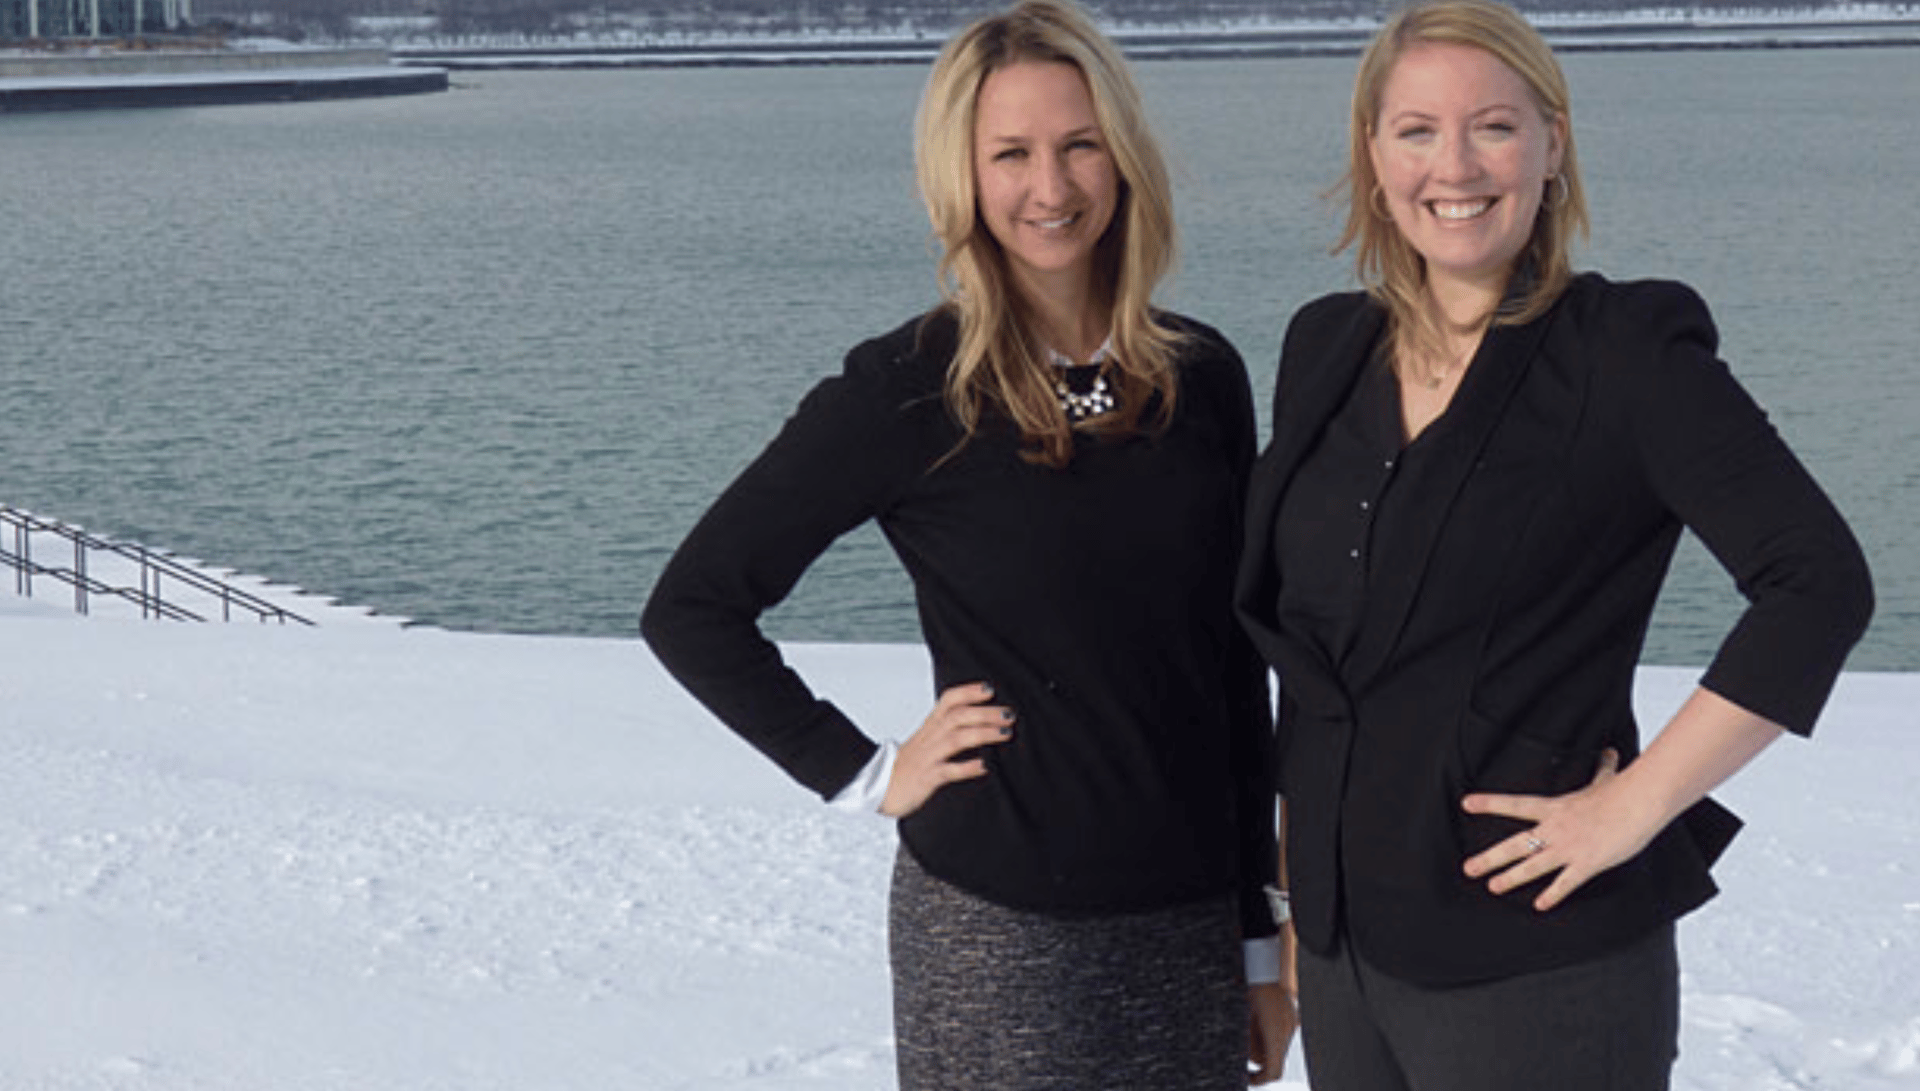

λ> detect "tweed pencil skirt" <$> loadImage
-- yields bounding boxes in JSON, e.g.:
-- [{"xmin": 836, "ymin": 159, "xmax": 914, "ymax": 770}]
[{"xmin": 888, "ymin": 848, "xmax": 1247, "ymax": 1091}]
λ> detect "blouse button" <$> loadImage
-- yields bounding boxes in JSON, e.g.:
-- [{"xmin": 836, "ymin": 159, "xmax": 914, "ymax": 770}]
[
  {"xmin": 1349, "ymin": 548, "xmax": 1361, "ymax": 560},
  {"xmin": 1359, "ymin": 500, "xmax": 1371, "ymax": 512}
]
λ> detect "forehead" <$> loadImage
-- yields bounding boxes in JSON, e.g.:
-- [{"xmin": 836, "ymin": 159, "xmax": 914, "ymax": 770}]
[
  {"xmin": 974, "ymin": 59, "xmax": 1098, "ymax": 136},
  {"xmin": 1377, "ymin": 41, "xmax": 1537, "ymax": 116}
]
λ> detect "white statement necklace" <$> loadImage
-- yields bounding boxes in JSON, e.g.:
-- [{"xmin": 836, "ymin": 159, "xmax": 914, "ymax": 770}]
[
  {"xmin": 1047, "ymin": 338, "xmax": 1117, "ymax": 421},
  {"xmin": 1054, "ymin": 368, "xmax": 1116, "ymax": 420}
]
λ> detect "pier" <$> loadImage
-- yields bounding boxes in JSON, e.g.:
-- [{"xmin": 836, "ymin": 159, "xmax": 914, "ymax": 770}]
[{"xmin": 0, "ymin": 46, "xmax": 448, "ymax": 110}]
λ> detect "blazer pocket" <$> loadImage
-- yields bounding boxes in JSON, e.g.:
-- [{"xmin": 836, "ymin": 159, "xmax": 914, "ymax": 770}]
[{"xmin": 1454, "ymin": 712, "xmax": 1601, "ymax": 857}]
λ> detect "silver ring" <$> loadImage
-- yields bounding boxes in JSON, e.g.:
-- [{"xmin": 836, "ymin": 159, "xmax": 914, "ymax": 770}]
[{"xmin": 1525, "ymin": 834, "xmax": 1547, "ymax": 854}]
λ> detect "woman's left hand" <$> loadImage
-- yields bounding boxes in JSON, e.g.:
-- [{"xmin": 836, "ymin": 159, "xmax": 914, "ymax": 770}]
[
  {"xmin": 1464, "ymin": 690, "xmax": 1790, "ymax": 913},
  {"xmin": 1246, "ymin": 981, "xmax": 1296, "ymax": 1085},
  {"xmin": 1460, "ymin": 748, "xmax": 1663, "ymax": 912}
]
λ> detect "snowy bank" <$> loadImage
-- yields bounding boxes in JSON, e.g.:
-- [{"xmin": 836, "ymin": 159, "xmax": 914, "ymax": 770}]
[{"xmin": 0, "ymin": 612, "xmax": 1912, "ymax": 1089}]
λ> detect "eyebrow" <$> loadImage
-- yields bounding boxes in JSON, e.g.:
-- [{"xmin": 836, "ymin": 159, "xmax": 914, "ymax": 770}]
[
  {"xmin": 979, "ymin": 125, "xmax": 1102, "ymax": 145},
  {"xmin": 1383, "ymin": 103, "xmax": 1524, "ymax": 126}
]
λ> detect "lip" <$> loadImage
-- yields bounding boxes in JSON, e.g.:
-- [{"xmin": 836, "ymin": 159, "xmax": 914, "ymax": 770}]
[
  {"xmin": 1426, "ymin": 197, "xmax": 1496, "ymax": 222},
  {"xmin": 1024, "ymin": 211, "xmax": 1082, "ymax": 231}
]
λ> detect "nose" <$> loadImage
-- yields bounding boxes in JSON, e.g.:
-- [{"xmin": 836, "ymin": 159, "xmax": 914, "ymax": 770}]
[
  {"xmin": 1033, "ymin": 148, "xmax": 1074, "ymax": 208},
  {"xmin": 1432, "ymin": 131, "xmax": 1480, "ymax": 184}
]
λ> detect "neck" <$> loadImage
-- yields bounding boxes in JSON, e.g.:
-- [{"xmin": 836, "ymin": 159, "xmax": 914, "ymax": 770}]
[
  {"xmin": 1395, "ymin": 269, "xmax": 1510, "ymax": 392},
  {"xmin": 1015, "ymin": 270, "xmax": 1108, "ymax": 366},
  {"xmin": 1424, "ymin": 266, "xmax": 1510, "ymax": 333}
]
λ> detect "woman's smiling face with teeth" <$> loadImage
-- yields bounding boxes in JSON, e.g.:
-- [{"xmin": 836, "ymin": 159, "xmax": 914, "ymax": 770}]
[
  {"xmin": 1369, "ymin": 41, "xmax": 1564, "ymax": 299},
  {"xmin": 972, "ymin": 60, "xmax": 1119, "ymax": 302}
]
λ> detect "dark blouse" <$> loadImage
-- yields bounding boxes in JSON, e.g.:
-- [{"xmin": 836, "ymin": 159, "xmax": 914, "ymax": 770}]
[
  {"xmin": 1272, "ymin": 355, "xmax": 1405, "ymax": 668},
  {"xmin": 642, "ymin": 309, "xmax": 1278, "ymax": 937}
]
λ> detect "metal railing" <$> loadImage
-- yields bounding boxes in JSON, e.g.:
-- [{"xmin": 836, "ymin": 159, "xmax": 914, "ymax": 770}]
[{"xmin": 1, "ymin": 506, "xmax": 313, "ymax": 625}]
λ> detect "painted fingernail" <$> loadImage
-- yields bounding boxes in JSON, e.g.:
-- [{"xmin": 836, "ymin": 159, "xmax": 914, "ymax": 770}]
[
  {"xmin": 1001, "ymin": 707, "xmax": 1015, "ymax": 722},
  {"xmin": 981, "ymin": 681, "xmax": 995, "ymax": 697},
  {"xmin": 999, "ymin": 725, "xmax": 1012, "ymax": 737}
]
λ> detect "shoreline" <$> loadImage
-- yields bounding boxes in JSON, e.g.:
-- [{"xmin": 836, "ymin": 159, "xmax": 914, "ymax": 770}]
[
  {"xmin": 6, "ymin": 14, "xmax": 1910, "ymax": 97},
  {"xmin": 387, "ymin": 14, "xmax": 1920, "ymax": 69}
]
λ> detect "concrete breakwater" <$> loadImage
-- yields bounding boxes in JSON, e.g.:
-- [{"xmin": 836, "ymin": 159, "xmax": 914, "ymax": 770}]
[{"xmin": 0, "ymin": 47, "xmax": 448, "ymax": 111}]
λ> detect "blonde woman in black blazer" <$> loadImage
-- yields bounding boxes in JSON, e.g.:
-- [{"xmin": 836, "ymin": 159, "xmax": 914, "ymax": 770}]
[{"xmin": 1234, "ymin": 2, "xmax": 1873, "ymax": 1087}]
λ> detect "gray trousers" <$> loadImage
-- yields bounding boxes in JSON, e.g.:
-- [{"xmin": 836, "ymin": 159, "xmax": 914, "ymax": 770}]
[{"xmin": 1297, "ymin": 923, "xmax": 1679, "ymax": 1091}]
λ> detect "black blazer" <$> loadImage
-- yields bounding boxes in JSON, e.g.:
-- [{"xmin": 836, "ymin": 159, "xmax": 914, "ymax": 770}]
[{"xmin": 1235, "ymin": 273, "xmax": 1873, "ymax": 986}]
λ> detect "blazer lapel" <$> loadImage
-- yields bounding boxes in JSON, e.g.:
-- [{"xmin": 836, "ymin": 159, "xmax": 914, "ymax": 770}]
[{"xmin": 1340, "ymin": 308, "xmax": 1556, "ymax": 690}]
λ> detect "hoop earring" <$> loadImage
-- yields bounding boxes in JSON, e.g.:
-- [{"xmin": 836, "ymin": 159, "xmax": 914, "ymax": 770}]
[
  {"xmin": 1547, "ymin": 173, "xmax": 1570, "ymax": 209},
  {"xmin": 1370, "ymin": 183, "xmax": 1393, "ymax": 220}
]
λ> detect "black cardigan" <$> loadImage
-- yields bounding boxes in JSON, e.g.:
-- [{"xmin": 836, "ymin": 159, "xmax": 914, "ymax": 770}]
[
  {"xmin": 1235, "ymin": 274, "xmax": 1873, "ymax": 986},
  {"xmin": 643, "ymin": 308, "xmax": 1278, "ymax": 937}
]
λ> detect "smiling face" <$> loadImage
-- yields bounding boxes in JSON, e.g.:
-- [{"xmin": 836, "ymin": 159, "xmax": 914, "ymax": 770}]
[
  {"xmin": 971, "ymin": 59, "xmax": 1120, "ymax": 307},
  {"xmin": 1369, "ymin": 41, "xmax": 1565, "ymax": 305}
]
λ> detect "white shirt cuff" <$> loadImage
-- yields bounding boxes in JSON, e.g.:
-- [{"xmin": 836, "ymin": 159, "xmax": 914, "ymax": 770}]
[
  {"xmin": 1245, "ymin": 935, "xmax": 1282, "ymax": 985},
  {"xmin": 827, "ymin": 741, "xmax": 897, "ymax": 814}
]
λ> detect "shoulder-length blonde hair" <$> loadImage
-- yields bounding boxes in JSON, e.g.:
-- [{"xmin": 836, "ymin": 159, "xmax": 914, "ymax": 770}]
[
  {"xmin": 915, "ymin": 0, "xmax": 1182, "ymax": 468},
  {"xmin": 1336, "ymin": 0, "xmax": 1590, "ymax": 363}
]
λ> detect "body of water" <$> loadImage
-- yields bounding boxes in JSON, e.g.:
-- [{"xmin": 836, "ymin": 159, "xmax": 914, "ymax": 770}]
[{"xmin": 2, "ymin": 49, "xmax": 1914, "ymax": 668}]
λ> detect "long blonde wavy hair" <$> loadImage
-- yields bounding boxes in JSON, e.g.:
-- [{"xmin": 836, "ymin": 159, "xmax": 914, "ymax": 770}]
[
  {"xmin": 915, "ymin": 0, "xmax": 1182, "ymax": 468},
  {"xmin": 1335, "ymin": 0, "xmax": 1590, "ymax": 366}
]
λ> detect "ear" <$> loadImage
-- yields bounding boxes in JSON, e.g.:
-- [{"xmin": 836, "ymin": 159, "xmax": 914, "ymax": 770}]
[{"xmin": 1545, "ymin": 112, "xmax": 1568, "ymax": 176}]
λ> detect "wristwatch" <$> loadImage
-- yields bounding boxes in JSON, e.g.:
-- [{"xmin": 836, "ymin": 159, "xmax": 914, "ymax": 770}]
[{"xmin": 1264, "ymin": 884, "xmax": 1292, "ymax": 926}]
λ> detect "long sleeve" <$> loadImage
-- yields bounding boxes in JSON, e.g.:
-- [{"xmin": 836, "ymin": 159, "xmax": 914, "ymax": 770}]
[
  {"xmin": 640, "ymin": 346, "xmax": 924, "ymax": 798},
  {"xmin": 1209, "ymin": 344, "xmax": 1281, "ymax": 941},
  {"xmin": 1614, "ymin": 282, "xmax": 1874, "ymax": 735}
]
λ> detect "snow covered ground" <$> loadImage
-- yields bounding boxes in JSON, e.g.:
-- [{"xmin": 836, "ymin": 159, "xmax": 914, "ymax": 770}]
[{"xmin": 0, "ymin": 598, "xmax": 1913, "ymax": 1089}]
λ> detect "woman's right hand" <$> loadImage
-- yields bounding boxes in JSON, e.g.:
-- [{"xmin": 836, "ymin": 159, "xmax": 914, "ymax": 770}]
[{"xmin": 880, "ymin": 682, "xmax": 1014, "ymax": 818}]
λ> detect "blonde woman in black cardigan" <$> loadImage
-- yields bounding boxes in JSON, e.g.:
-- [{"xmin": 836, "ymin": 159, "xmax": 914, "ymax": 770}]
[
  {"xmin": 643, "ymin": 2, "xmax": 1291, "ymax": 1086},
  {"xmin": 1234, "ymin": 2, "xmax": 1874, "ymax": 1088}
]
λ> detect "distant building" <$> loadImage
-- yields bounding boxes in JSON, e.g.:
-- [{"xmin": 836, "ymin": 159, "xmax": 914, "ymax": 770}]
[{"xmin": 0, "ymin": 0, "xmax": 191, "ymax": 39}]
